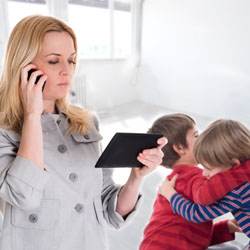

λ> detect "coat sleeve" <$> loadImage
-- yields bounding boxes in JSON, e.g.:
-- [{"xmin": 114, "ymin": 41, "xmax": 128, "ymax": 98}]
[
  {"xmin": 101, "ymin": 167, "xmax": 142, "ymax": 229},
  {"xmin": 92, "ymin": 115, "xmax": 142, "ymax": 229},
  {"xmin": 0, "ymin": 130, "xmax": 50, "ymax": 210}
]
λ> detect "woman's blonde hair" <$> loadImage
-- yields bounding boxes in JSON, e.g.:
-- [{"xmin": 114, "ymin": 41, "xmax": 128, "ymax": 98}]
[
  {"xmin": 0, "ymin": 15, "xmax": 90, "ymax": 134},
  {"xmin": 194, "ymin": 119, "xmax": 250, "ymax": 167}
]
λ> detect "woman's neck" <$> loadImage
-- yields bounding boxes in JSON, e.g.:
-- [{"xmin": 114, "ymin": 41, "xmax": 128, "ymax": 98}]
[{"xmin": 42, "ymin": 100, "xmax": 56, "ymax": 114}]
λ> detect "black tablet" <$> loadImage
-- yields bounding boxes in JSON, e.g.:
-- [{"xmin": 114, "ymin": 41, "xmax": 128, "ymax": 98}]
[{"xmin": 95, "ymin": 132, "xmax": 163, "ymax": 168}]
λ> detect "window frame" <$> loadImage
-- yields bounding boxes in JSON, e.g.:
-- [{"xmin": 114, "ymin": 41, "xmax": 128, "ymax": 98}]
[
  {"xmin": 67, "ymin": 0, "xmax": 135, "ymax": 60},
  {"xmin": 1, "ymin": 0, "xmax": 142, "ymax": 62}
]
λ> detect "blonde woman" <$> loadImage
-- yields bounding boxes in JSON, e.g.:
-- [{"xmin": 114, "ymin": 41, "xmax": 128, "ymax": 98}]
[{"xmin": 0, "ymin": 15, "xmax": 166, "ymax": 250}]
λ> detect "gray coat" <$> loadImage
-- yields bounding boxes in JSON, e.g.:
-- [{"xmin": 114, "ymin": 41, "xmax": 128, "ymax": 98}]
[{"xmin": 0, "ymin": 110, "xmax": 141, "ymax": 250}]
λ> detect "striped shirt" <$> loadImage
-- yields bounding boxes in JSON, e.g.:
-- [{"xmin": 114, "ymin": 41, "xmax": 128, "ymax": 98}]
[{"xmin": 170, "ymin": 182, "xmax": 250, "ymax": 250}]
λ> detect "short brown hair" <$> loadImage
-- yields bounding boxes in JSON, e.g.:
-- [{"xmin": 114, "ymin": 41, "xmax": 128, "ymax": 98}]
[
  {"xmin": 194, "ymin": 119, "xmax": 250, "ymax": 167},
  {"xmin": 148, "ymin": 114, "xmax": 195, "ymax": 168}
]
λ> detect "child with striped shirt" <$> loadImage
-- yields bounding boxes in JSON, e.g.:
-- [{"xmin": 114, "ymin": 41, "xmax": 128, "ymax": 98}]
[
  {"xmin": 140, "ymin": 115, "xmax": 250, "ymax": 250},
  {"xmin": 159, "ymin": 119, "xmax": 250, "ymax": 250}
]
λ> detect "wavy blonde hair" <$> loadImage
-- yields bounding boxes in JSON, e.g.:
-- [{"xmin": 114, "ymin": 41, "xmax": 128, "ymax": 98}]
[
  {"xmin": 0, "ymin": 15, "xmax": 90, "ymax": 134},
  {"xmin": 194, "ymin": 119, "xmax": 250, "ymax": 167}
]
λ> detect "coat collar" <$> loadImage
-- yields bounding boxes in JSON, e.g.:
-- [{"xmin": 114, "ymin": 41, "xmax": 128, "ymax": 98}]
[
  {"xmin": 41, "ymin": 106, "xmax": 67, "ymax": 132},
  {"xmin": 41, "ymin": 109, "xmax": 103, "ymax": 142},
  {"xmin": 4, "ymin": 108, "xmax": 102, "ymax": 143}
]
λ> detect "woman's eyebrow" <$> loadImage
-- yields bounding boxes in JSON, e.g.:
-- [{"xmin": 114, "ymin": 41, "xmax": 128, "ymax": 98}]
[
  {"xmin": 45, "ymin": 53, "xmax": 61, "ymax": 57},
  {"xmin": 45, "ymin": 52, "xmax": 76, "ymax": 57}
]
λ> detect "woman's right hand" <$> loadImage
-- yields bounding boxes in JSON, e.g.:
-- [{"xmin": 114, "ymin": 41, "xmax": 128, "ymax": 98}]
[
  {"xmin": 20, "ymin": 64, "xmax": 47, "ymax": 117},
  {"xmin": 18, "ymin": 65, "xmax": 47, "ymax": 170}
]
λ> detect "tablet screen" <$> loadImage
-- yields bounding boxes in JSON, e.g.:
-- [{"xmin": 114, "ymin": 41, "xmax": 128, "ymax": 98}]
[{"xmin": 95, "ymin": 132, "xmax": 163, "ymax": 168}]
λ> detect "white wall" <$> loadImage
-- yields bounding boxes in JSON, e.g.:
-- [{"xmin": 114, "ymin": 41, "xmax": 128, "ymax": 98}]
[
  {"xmin": 0, "ymin": 0, "xmax": 9, "ymax": 70},
  {"xmin": 139, "ymin": 0, "xmax": 250, "ymax": 124},
  {"xmin": 75, "ymin": 58, "xmax": 139, "ymax": 111}
]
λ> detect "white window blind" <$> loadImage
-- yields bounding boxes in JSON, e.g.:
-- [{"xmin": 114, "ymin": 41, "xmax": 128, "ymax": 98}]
[
  {"xmin": 68, "ymin": 0, "xmax": 133, "ymax": 59},
  {"xmin": 8, "ymin": 0, "xmax": 48, "ymax": 31}
]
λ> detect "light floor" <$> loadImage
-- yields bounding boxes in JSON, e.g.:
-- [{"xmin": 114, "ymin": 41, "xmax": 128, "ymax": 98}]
[{"xmin": 97, "ymin": 101, "xmax": 249, "ymax": 250}]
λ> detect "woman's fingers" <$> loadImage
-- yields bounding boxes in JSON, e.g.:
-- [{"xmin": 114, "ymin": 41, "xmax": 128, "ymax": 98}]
[
  {"xmin": 20, "ymin": 65, "xmax": 45, "ymax": 116},
  {"xmin": 20, "ymin": 65, "xmax": 36, "ymax": 89},
  {"xmin": 137, "ymin": 151, "xmax": 162, "ymax": 166},
  {"xmin": 157, "ymin": 137, "xmax": 168, "ymax": 149},
  {"xmin": 36, "ymin": 75, "xmax": 47, "ymax": 91}
]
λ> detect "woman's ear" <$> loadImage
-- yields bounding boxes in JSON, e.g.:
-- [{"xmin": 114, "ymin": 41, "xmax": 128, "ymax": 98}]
[
  {"xmin": 173, "ymin": 144, "xmax": 185, "ymax": 156},
  {"xmin": 231, "ymin": 158, "xmax": 240, "ymax": 166}
]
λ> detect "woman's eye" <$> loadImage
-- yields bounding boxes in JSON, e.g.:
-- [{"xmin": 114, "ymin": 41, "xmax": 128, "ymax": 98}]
[
  {"xmin": 49, "ymin": 61, "xmax": 58, "ymax": 65},
  {"xmin": 68, "ymin": 60, "xmax": 76, "ymax": 65}
]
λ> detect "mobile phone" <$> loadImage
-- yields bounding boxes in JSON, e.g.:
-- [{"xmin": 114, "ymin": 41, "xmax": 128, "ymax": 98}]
[{"xmin": 27, "ymin": 69, "xmax": 46, "ymax": 91}]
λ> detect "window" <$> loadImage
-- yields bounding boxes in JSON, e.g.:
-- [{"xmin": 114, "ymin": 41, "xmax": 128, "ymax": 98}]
[
  {"xmin": 114, "ymin": 1, "xmax": 132, "ymax": 58},
  {"xmin": 4, "ymin": 0, "xmax": 135, "ymax": 60},
  {"xmin": 68, "ymin": 0, "xmax": 132, "ymax": 59},
  {"xmin": 8, "ymin": 0, "xmax": 48, "ymax": 31}
]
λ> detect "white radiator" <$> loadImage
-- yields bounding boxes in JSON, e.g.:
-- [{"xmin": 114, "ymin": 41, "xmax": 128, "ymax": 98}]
[{"xmin": 71, "ymin": 74, "xmax": 87, "ymax": 108}]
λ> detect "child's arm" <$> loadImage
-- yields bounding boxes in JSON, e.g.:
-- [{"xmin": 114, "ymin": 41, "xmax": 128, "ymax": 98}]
[
  {"xmin": 191, "ymin": 159, "xmax": 250, "ymax": 205},
  {"xmin": 158, "ymin": 177, "xmax": 242, "ymax": 223},
  {"xmin": 158, "ymin": 174, "xmax": 178, "ymax": 200},
  {"xmin": 169, "ymin": 192, "xmax": 241, "ymax": 225},
  {"xmin": 158, "ymin": 178, "xmax": 240, "ymax": 245}
]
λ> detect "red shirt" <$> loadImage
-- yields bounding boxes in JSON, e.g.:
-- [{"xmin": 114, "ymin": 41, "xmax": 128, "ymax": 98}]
[{"xmin": 140, "ymin": 160, "xmax": 250, "ymax": 250}]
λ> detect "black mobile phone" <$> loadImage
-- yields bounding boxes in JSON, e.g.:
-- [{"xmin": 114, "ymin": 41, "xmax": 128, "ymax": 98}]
[{"xmin": 27, "ymin": 69, "xmax": 46, "ymax": 91}]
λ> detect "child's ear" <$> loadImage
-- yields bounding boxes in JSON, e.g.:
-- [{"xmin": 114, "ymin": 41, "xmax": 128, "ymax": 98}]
[
  {"xmin": 231, "ymin": 158, "xmax": 240, "ymax": 166},
  {"xmin": 173, "ymin": 144, "xmax": 185, "ymax": 155}
]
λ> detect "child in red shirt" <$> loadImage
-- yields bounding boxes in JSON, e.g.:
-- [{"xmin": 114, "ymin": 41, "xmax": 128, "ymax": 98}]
[{"xmin": 139, "ymin": 114, "xmax": 250, "ymax": 250}]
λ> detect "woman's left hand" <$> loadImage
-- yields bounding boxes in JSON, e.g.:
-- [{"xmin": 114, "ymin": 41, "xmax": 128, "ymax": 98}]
[{"xmin": 132, "ymin": 136, "xmax": 167, "ymax": 178}]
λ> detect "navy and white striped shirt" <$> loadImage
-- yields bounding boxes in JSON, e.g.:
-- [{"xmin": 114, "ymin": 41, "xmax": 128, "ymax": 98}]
[{"xmin": 170, "ymin": 181, "xmax": 250, "ymax": 250}]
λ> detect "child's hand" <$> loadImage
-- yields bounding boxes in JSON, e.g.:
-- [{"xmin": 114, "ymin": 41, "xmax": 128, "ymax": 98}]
[
  {"xmin": 227, "ymin": 219, "xmax": 242, "ymax": 233},
  {"xmin": 158, "ymin": 174, "xmax": 178, "ymax": 201}
]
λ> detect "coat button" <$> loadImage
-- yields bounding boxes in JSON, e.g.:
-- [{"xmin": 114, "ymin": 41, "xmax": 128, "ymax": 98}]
[
  {"xmin": 69, "ymin": 173, "xmax": 78, "ymax": 182},
  {"xmin": 84, "ymin": 134, "xmax": 89, "ymax": 140},
  {"xmin": 56, "ymin": 120, "xmax": 61, "ymax": 125},
  {"xmin": 29, "ymin": 214, "xmax": 38, "ymax": 223},
  {"xmin": 75, "ymin": 203, "xmax": 84, "ymax": 213},
  {"xmin": 58, "ymin": 144, "xmax": 67, "ymax": 153}
]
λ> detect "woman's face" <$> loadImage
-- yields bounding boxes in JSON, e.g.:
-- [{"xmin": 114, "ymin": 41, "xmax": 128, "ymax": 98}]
[{"xmin": 32, "ymin": 31, "xmax": 76, "ymax": 101}]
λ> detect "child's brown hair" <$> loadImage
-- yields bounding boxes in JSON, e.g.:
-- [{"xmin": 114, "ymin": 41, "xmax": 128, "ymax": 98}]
[
  {"xmin": 148, "ymin": 114, "xmax": 195, "ymax": 168},
  {"xmin": 194, "ymin": 119, "xmax": 250, "ymax": 167}
]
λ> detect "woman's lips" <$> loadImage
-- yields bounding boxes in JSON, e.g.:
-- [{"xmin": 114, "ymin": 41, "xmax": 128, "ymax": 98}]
[{"xmin": 58, "ymin": 82, "xmax": 70, "ymax": 87}]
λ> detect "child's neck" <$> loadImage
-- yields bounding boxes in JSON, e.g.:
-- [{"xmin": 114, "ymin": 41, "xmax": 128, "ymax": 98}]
[{"xmin": 173, "ymin": 159, "xmax": 197, "ymax": 167}]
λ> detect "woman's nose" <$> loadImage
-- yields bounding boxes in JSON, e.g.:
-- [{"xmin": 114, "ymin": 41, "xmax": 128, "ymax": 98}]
[{"xmin": 61, "ymin": 61, "xmax": 72, "ymax": 76}]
